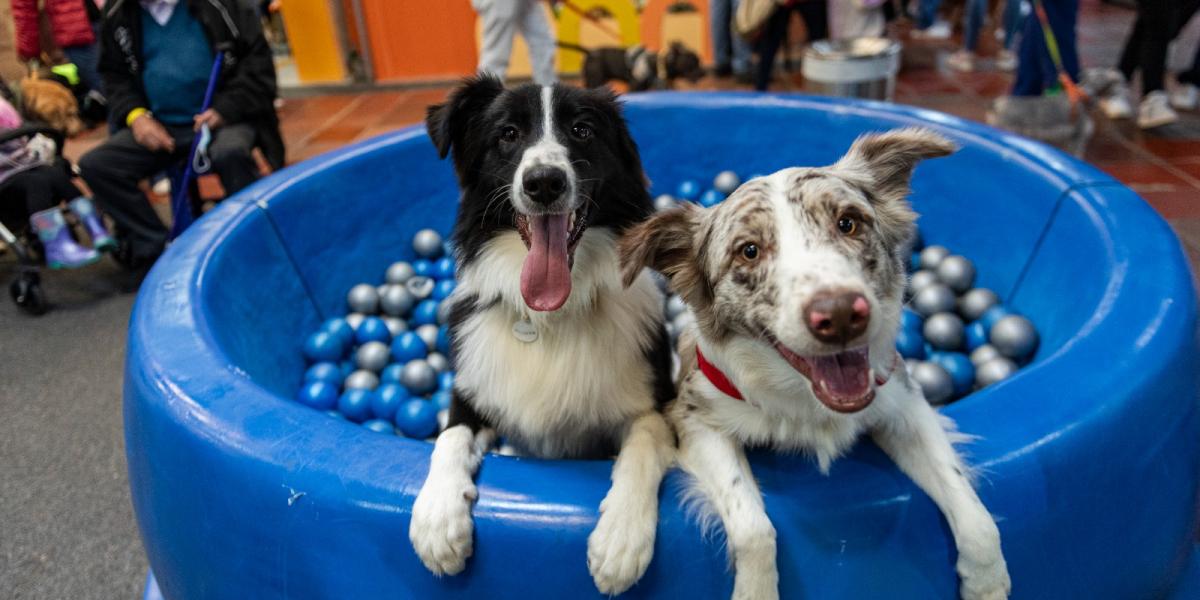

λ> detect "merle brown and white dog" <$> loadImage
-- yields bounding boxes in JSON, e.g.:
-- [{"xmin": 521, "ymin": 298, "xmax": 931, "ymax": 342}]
[
  {"xmin": 618, "ymin": 128, "xmax": 1011, "ymax": 600},
  {"xmin": 409, "ymin": 76, "xmax": 675, "ymax": 595}
]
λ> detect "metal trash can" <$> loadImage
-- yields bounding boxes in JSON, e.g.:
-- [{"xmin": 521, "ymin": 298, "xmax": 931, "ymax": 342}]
[{"xmin": 802, "ymin": 37, "xmax": 901, "ymax": 101}]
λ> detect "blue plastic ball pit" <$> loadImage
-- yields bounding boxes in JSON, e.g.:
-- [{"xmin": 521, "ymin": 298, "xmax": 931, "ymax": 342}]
[
  {"xmin": 363, "ymin": 418, "xmax": 396, "ymax": 435},
  {"xmin": 127, "ymin": 93, "xmax": 1200, "ymax": 599},
  {"xmin": 337, "ymin": 388, "xmax": 373, "ymax": 423},
  {"xmin": 433, "ymin": 256, "xmax": 456, "ymax": 280},
  {"xmin": 676, "ymin": 179, "xmax": 700, "ymax": 200},
  {"xmin": 699, "ymin": 188, "xmax": 723, "ymax": 207},
  {"xmin": 894, "ymin": 327, "xmax": 926, "ymax": 360},
  {"xmin": 303, "ymin": 362, "xmax": 343, "ymax": 387},
  {"xmin": 390, "ymin": 331, "xmax": 427, "ymax": 364},
  {"xmin": 412, "ymin": 259, "xmax": 434, "ymax": 278},
  {"xmin": 322, "ymin": 317, "xmax": 355, "ymax": 348},
  {"xmin": 302, "ymin": 330, "xmax": 344, "ymax": 363},
  {"xmin": 355, "ymin": 316, "xmax": 392, "ymax": 345},
  {"xmin": 965, "ymin": 320, "xmax": 988, "ymax": 351},
  {"xmin": 433, "ymin": 279, "xmax": 456, "ymax": 301},
  {"xmin": 410, "ymin": 299, "xmax": 439, "ymax": 326},
  {"xmin": 296, "ymin": 381, "xmax": 338, "ymax": 411},
  {"xmin": 371, "ymin": 383, "xmax": 408, "ymax": 421},
  {"xmin": 396, "ymin": 398, "xmax": 440, "ymax": 439}
]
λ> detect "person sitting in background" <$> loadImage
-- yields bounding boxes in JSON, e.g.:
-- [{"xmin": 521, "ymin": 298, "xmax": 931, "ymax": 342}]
[
  {"xmin": 79, "ymin": 0, "xmax": 284, "ymax": 273},
  {"xmin": 474, "ymin": 0, "xmax": 557, "ymax": 85}
]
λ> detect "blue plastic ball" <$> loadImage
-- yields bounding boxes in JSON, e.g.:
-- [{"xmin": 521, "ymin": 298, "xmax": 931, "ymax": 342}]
[
  {"xmin": 322, "ymin": 318, "xmax": 355, "ymax": 348},
  {"xmin": 390, "ymin": 332, "xmax": 428, "ymax": 364},
  {"xmin": 438, "ymin": 371, "xmax": 455, "ymax": 392},
  {"xmin": 895, "ymin": 328, "xmax": 927, "ymax": 360},
  {"xmin": 930, "ymin": 351, "xmax": 976, "ymax": 396},
  {"xmin": 362, "ymin": 419, "xmax": 396, "ymax": 434},
  {"xmin": 433, "ymin": 257, "xmax": 456, "ymax": 280},
  {"xmin": 297, "ymin": 381, "xmax": 338, "ymax": 410},
  {"xmin": 965, "ymin": 321, "xmax": 988, "ymax": 351},
  {"xmin": 412, "ymin": 259, "xmax": 434, "ymax": 278},
  {"xmin": 355, "ymin": 317, "xmax": 392, "ymax": 345},
  {"xmin": 371, "ymin": 383, "xmax": 409, "ymax": 420},
  {"xmin": 303, "ymin": 331, "xmax": 345, "ymax": 363},
  {"xmin": 433, "ymin": 280, "xmax": 456, "ymax": 301},
  {"xmin": 910, "ymin": 252, "xmax": 921, "ymax": 271},
  {"xmin": 381, "ymin": 363, "xmax": 404, "ymax": 384},
  {"xmin": 411, "ymin": 299, "xmax": 439, "ymax": 326},
  {"xmin": 304, "ymin": 362, "xmax": 343, "ymax": 387},
  {"xmin": 396, "ymin": 398, "xmax": 440, "ymax": 439},
  {"xmin": 325, "ymin": 410, "xmax": 345, "ymax": 419},
  {"xmin": 340, "ymin": 360, "xmax": 356, "ymax": 379},
  {"xmin": 337, "ymin": 388, "xmax": 374, "ymax": 422},
  {"xmin": 699, "ymin": 189, "xmax": 723, "ymax": 207},
  {"xmin": 436, "ymin": 326, "xmax": 452, "ymax": 355},
  {"xmin": 979, "ymin": 305, "xmax": 1014, "ymax": 331},
  {"xmin": 676, "ymin": 180, "xmax": 701, "ymax": 201},
  {"xmin": 432, "ymin": 390, "xmax": 453, "ymax": 410},
  {"xmin": 900, "ymin": 308, "xmax": 924, "ymax": 334}
]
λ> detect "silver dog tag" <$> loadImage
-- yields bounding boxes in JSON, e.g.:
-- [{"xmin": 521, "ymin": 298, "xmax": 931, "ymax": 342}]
[{"xmin": 512, "ymin": 319, "xmax": 538, "ymax": 343}]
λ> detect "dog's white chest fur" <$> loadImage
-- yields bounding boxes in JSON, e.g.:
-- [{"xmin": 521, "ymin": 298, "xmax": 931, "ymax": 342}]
[{"xmin": 453, "ymin": 229, "xmax": 663, "ymax": 457}]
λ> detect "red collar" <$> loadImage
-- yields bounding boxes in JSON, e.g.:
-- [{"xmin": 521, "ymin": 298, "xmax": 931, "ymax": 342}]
[{"xmin": 695, "ymin": 346, "xmax": 900, "ymax": 402}]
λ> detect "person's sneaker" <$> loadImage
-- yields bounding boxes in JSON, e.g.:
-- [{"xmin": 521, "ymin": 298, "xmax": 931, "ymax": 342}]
[
  {"xmin": 946, "ymin": 50, "xmax": 975, "ymax": 72},
  {"xmin": 996, "ymin": 49, "xmax": 1017, "ymax": 71},
  {"xmin": 1171, "ymin": 83, "xmax": 1198, "ymax": 110},
  {"xmin": 912, "ymin": 21, "xmax": 952, "ymax": 40},
  {"xmin": 1098, "ymin": 82, "xmax": 1135, "ymax": 120},
  {"xmin": 1138, "ymin": 91, "xmax": 1179, "ymax": 129}
]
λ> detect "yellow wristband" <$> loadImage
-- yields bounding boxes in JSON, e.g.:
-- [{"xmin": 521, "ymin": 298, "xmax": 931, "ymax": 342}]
[{"xmin": 126, "ymin": 108, "xmax": 150, "ymax": 127}]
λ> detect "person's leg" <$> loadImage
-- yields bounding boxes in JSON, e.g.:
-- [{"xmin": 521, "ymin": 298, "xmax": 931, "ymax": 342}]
[
  {"xmin": 1136, "ymin": 0, "xmax": 1171, "ymax": 93},
  {"xmin": 711, "ymin": 0, "xmax": 732, "ymax": 70},
  {"xmin": 1050, "ymin": 0, "xmax": 1080, "ymax": 84},
  {"xmin": 476, "ymin": 0, "xmax": 519, "ymax": 80},
  {"xmin": 797, "ymin": 0, "xmax": 829, "ymax": 41},
  {"xmin": 918, "ymin": 0, "xmax": 944, "ymax": 29},
  {"xmin": 62, "ymin": 43, "xmax": 103, "ymax": 96},
  {"xmin": 205, "ymin": 123, "xmax": 261, "ymax": 196},
  {"xmin": 1011, "ymin": 1, "xmax": 1047, "ymax": 95},
  {"xmin": 731, "ymin": 0, "xmax": 752, "ymax": 76},
  {"xmin": 755, "ymin": 7, "xmax": 791, "ymax": 91},
  {"xmin": 1173, "ymin": 0, "xmax": 1200, "ymax": 84},
  {"xmin": 4, "ymin": 166, "xmax": 67, "ymax": 216},
  {"xmin": 1117, "ymin": 14, "xmax": 1143, "ymax": 81},
  {"xmin": 519, "ymin": 0, "xmax": 558, "ymax": 85},
  {"xmin": 78, "ymin": 129, "xmax": 177, "ymax": 261},
  {"xmin": 1003, "ymin": 0, "xmax": 1024, "ymax": 49},
  {"xmin": 963, "ymin": 0, "xmax": 987, "ymax": 52}
]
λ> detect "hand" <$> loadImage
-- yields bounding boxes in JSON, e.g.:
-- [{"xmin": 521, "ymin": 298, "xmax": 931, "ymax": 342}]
[
  {"xmin": 130, "ymin": 114, "xmax": 175, "ymax": 153},
  {"xmin": 193, "ymin": 109, "xmax": 224, "ymax": 132}
]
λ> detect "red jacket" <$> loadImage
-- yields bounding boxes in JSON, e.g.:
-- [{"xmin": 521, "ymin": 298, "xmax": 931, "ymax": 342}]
[{"xmin": 12, "ymin": 0, "xmax": 96, "ymax": 60}]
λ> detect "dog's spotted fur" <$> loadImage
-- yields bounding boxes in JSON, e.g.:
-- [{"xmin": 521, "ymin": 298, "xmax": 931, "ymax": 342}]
[{"xmin": 620, "ymin": 128, "xmax": 1011, "ymax": 600}]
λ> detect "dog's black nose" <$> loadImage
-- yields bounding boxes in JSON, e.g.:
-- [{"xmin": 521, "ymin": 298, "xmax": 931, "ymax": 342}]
[
  {"xmin": 522, "ymin": 166, "xmax": 568, "ymax": 205},
  {"xmin": 804, "ymin": 290, "xmax": 870, "ymax": 345}
]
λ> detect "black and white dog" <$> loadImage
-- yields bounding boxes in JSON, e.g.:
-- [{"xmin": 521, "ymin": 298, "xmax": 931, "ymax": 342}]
[
  {"xmin": 619, "ymin": 129, "xmax": 1011, "ymax": 600},
  {"xmin": 409, "ymin": 76, "xmax": 675, "ymax": 595}
]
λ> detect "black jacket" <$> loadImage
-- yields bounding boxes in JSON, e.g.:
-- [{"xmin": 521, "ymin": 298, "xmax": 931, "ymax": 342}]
[{"xmin": 98, "ymin": 0, "xmax": 284, "ymax": 169}]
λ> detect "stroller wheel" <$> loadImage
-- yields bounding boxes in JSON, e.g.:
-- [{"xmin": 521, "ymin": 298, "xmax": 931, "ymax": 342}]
[{"xmin": 10, "ymin": 275, "xmax": 48, "ymax": 315}]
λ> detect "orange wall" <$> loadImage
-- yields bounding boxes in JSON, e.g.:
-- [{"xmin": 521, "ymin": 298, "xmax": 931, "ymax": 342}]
[{"xmin": 362, "ymin": 0, "xmax": 478, "ymax": 82}]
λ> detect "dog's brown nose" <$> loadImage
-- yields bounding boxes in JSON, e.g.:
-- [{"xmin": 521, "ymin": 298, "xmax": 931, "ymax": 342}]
[{"xmin": 804, "ymin": 290, "xmax": 870, "ymax": 345}]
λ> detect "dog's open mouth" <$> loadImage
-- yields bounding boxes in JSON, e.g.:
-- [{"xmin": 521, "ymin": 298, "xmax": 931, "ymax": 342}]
[
  {"xmin": 516, "ymin": 204, "xmax": 589, "ymax": 312},
  {"xmin": 774, "ymin": 343, "xmax": 875, "ymax": 413}
]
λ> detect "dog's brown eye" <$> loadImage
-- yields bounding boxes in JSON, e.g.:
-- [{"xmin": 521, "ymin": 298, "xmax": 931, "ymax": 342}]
[
  {"xmin": 741, "ymin": 243, "xmax": 759, "ymax": 260},
  {"xmin": 500, "ymin": 126, "xmax": 519, "ymax": 143},
  {"xmin": 572, "ymin": 124, "xmax": 592, "ymax": 140},
  {"xmin": 837, "ymin": 217, "xmax": 858, "ymax": 235}
]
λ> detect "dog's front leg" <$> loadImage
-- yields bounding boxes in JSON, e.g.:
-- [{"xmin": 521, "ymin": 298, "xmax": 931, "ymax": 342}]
[
  {"xmin": 409, "ymin": 409, "xmax": 496, "ymax": 576},
  {"xmin": 676, "ymin": 412, "xmax": 778, "ymax": 600},
  {"xmin": 872, "ymin": 397, "xmax": 1010, "ymax": 600},
  {"xmin": 588, "ymin": 411, "xmax": 675, "ymax": 595}
]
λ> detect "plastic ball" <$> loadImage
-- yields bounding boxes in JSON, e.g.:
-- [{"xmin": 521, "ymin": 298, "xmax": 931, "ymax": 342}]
[
  {"xmin": 406, "ymin": 276, "xmax": 435, "ymax": 301},
  {"xmin": 964, "ymin": 321, "xmax": 988, "ymax": 351},
  {"xmin": 380, "ymin": 285, "xmax": 415, "ymax": 317},
  {"xmin": 432, "ymin": 390, "xmax": 453, "ymax": 410},
  {"xmin": 713, "ymin": 170, "xmax": 740, "ymax": 194},
  {"xmin": 413, "ymin": 229, "xmax": 444, "ymax": 259},
  {"xmin": 989, "ymin": 315, "xmax": 1039, "ymax": 361},
  {"xmin": 433, "ymin": 280, "xmax": 457, "ymax": 301},
  {"xmin": 344, "ymin": 369, "xmax": 380, "ymax": 391},
  {"xmin": 383, "ymin": 317, "xmax": 408, "ymax": 337},
  {"xmin": 347, "ymin": 283, "xmax": 380, "ymax": 314},
  {"xmin": 911, "ymin": 361, "xmax": 955, "ymax": 405},
  {"xmin": 979, "ymin": 305, "xmax": 1014, "ymax": 331},
  {"xmin": 908, "ymin": 270, "xmax": 938, "ymax": 295},
  {"xmin": 409, "ymin": 300, "xmax": 438, "ymax": 326},
  {"xmin": 385, "ymin": 261, "xmax": 416, "ymax": 285},
  {"xmin": 436, "ymin": 300, "xmax": 454, "ymax": 325},
  {"xmin": 390, "ymin": 332, "xmax": 428, "ymax": 364},
  {"xmin": 396, "ymin": 398, "xmax": 440, "ymax": 439},
  {"xmin": 930, "ymin": 352, "xmax": 975, "ymax": 396},
  {"xmin": 355, "ymin": 341, "xmax": 391, "ymax": 372},
  {"xmin": 304, "ymin": 362, "xmax": 344, "ymax": 387},
  {"xmin": 959, "ymin": 288, "xmax": 1000, "ymax": 323},
  {"xmin": 970, "ymin": 344, "xmax": 1002, "ymax": 367},
  {"xmin": 976, "ymin": 356, "xmax": 1019, "ymax": 387},
  {"xmin": 401, "ymin": 359, "xmax": 438, "ymax": 395},
  {"xmin": 296, "ymin": 381, "xmax": 338, "ymax": 410},
  {"xmin": 371, "ymin": 383, "xmax": 408, "ymax": 420},
  {"xmin": 654, "ymin": 194, "xmax": 677, "ymax": 212},
  {"xmin": 676, "ymin": 180, "xmax": 701, "ymax": 201},
  {"xmin": 911, "ymin": 228, "xmax": 924, "ymax": 251},
  {"xmin": 362, "ymin": 419, "xmax": 396, "ymax": 434},
  {"xmin": 426, "ymin": 352, "xmax": 450, "ymax": 373},
  {"xmin": 666, "ymin": 295, "xmax": 687, "ymax": 321},
  {"xmin": 912, "ymin": 284, "xmax": 957, "ymax": 317},
  {"xmin": 433, "ymin": 257, "xmax": 456, "ymax": 280},
  {"xmin": 668, "ymin": 322, "xmax": 681, "ymax": 349},
  {"xmin": 918, "ymin": 245, "xmax": 950, "ymax": 271},
  {"xmin": 436, "ymin": 326, "xmax": 452, "ymax": 355},
  {"xmin": 910, "ymin": 252, "xmax": 921, "ymax": 272},
  {"xmin": 935, "ymin": 255, "xmax": 976, "ymax": 294},
  {"xmin": 345, "ymin": 312, "xmax": 365, "ymax": 331},
  {"xmin": 355, "ymin": 317, "xmax": 392, "ymax": 345},
  {"xmin": 699, "ymin": 189, "xmax": 722, "ymax": 207},
  {"xmin": 923, "ymin": 312, "xmax": 964, "ymax": 351},
  {"xmin": 321, "ymin": 318, "xmax": 355, "ymax": 348},
  {"xmin": 900, "ymin": 308, "xmax": 924, "ymax": 333},
  {"xmin": 303, "ymin": 330, "xmax": 345, "ymax": 363},
  {"xmin": 414, "ymin": 260, "xmax": 435, "ymax": 279},
  {"xmin": 337, "ymin": 388, "xmax": 374, "ymax": 422},
  {"xmin": 381, "ymin": 363, "xmax": 404, "ymax": 384},
  {"xmin": 673, "ymin": 311, "xmax": 696, "ymax": 335},
  {"xmin": 325, "ymin": 410, "xmax": 345, "ymax": 420},
  {"xmin": 416, "ymin": 324, "xmax": 440, "ymax": 350},
  {"xmin": 895, "ymin": 327, "xmax": 927, "ymax": 359},
  {"xmin": 438, "ymin": 371, "xmax": 455, "ymax": 392},
  {"xmin": 340, "ymin": 360, "xmax": 356, "ymax": 379}
]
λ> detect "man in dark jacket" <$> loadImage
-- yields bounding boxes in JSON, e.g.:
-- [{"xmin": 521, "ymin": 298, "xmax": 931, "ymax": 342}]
[{"xmin": 79, "ymin": 0, "xmax": 284, "ymax": 267}]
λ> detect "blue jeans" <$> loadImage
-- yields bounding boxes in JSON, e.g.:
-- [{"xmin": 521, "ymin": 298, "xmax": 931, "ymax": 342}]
[
  {"xmin": 711, "ymin": 0, "xmax": 751, "ymax": 74},
  {"xmin": 920, "ymin": 0, "xmax": 986, "ymax": 50},
  {"xmin": 1013, "ymin": 0, "xmax": 1080, "ymax": 96},
  {"xmin": 63, "ymin": 44, "xmax": 103, "ymax": 96},
  {"xmin": 1002, "ymin": 0, "xmax": 1026, "ymax": 49}
]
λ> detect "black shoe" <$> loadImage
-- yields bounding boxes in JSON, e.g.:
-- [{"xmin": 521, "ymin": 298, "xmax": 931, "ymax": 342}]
[
  {"xmin": 713, "ymin": 64, "xmax": 733, "ymax": 78},
  {"xmin": 735, "ymin": 71, "xmax": 755, "ymax": 85}
]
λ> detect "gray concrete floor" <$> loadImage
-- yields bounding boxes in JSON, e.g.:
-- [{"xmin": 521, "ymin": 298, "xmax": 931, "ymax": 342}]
[{"xmin": 0, "ymin": 254, "xmax": 146, "ymax": 600}]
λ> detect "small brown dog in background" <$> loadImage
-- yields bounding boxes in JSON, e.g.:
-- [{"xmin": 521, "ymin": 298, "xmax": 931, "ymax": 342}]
[{"xmin": 20, "ymin": 74, "xmax": 84, "ymax": 136}]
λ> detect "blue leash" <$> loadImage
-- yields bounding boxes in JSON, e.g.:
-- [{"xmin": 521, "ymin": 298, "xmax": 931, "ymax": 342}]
[{"xmin": 169, "ymin": 51, "xmax": 224, "ymax": 240}]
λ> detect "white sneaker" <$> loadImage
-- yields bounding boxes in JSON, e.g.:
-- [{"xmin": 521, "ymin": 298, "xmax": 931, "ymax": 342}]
[
  {"xmin": 1138, "ymin": 91, "xmax": 1179, "ymax": 129},
  {"xmin": 1171, "ymin": 84, "xmax": 1198, "ymax": 111},
  {"xmin": 946, "ymin": 50, "xmax": 975, "ymax": 72},
  {"xmin": 1098, "ymin": 82, "xmax": 1135, "ymax": 120},
  {"xmin": 996, "ymin": 49, "xmax": 1017, "ymax": 72},
  {"xmin": 152, "ymin": 176, "xmax": 171, "ymax": 196},
  {"xmin": 913, "ymin": 21, "xmax": 952, "ymax": 40}
]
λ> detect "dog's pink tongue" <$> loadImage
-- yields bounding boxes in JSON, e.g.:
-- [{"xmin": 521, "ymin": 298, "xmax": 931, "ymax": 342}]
[
  {"xmin": 520, "ymin": 214, "xmax": 572, "ymax": 312},
  {"xmin": 808, "ymin": 349, "xmax": 873, "ymax": 412}
]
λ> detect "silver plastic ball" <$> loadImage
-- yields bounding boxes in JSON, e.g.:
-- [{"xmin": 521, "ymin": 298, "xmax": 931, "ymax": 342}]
[
  {"xmin": 908, "ymin": 270, "xmax": 939, "ymax": 295},
  {"xmin": 438, "ymin": 409, "xmax": 449, "ymax": 431},
  {"xmin": 673, "ymin": 311, "xmax": 695, "ymax": 333},
  {"xmin": 923, "ymin": 312, "xmax": 965, "ymax": 350},
  {"xmin": 666, "ymin": 322, "xmax": 678, "ymax": 346},
  {"xmin": 911, "ymin": 283, "xmax": 957, "ymax": 317},
  {"xmin": 400, "ymin": 359, "xmax": 438, "ymax": 395},
  {"xmin": 665, "ymin": 295, "xmax": 687, "ymax": 321},
  {"xmin": 713, "ymin": 170, "xmax": 741, "ymax": 194},
  {"xmin": 935, "ymin": 255, "xmax": 976, "ymax": 294},
  {"xmin": 959, "ymin": 288, "xmax": 1000, "ymax": 323},
  {"xmin": 344, "ymin": 369, "xmax": 380, "ymax": 390},
  {"xmin": 377, "ymin": 284, "xmax": 390, "ymax": 298},
  {"xmin": 969, "ymin": 343, "xmax": 1002, "ymax": 367},
  {"xmin": 380, "ymin": 284, "xmax": 415, "ymax": 317},
  {"xmin": 426, "ymin": 352, "xmax": 450, "ymax": 373},
  {"xmin": 911, "ymin": 361, "xmax": 954, "ymax": 405},
  {"xmin": 355, "ymin": 341, "xmax": 391, "ymax": 372},
  {"xmin": 976, "ymin": 356, "xmax": 1019, "ymax": 387},
  {"xmin": 654, "ymin": 194, "xmax": 678, "ymax": 212},
  {"xmin": 385, "ymin": 261, "xmax": 416, "ymax": 285},
  {"xmin": 347, "ymin": 283, "xmax": 380, "ymax": 314},
  {"xmin": 345, "ymin": 312, "xmax": 365, "ymax": 330},
  {"xmin": 437, "ymin": 301, "xmax": 453, "ymax": 325},
  {"xmin": 384, "ymin": 317, "xmax": 408, "ymax": 337},
  {"xmin": 918, "ymin": 245, "xmax": 950, "ymax": 270},
  {"xmin": 416, "ymin": 324, "xmax": 440, "ymax": 350},
  {"xmin": 405, "ymin": 276, "xmax": 435, "ymax": 300},
  {"xmin": 989, "ymin": 315, "xmax": 1039, "ymax": 360},
  {"xmin": 413, "ymin": 229, "xmax": 444, "ymax": 259}
]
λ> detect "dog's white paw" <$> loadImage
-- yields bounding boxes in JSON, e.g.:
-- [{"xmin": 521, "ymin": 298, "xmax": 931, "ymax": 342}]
[
  {"xmin": 409, "ymin": 473, "xmax": 477, "ymax": 576},
  {"xmin": 587, "ymin": 492, "xmax": 657, "ymax": 595},
  {"xmin": 732, "ymin": 551, "xmax": 780, "ymax": 600},
  {"xmin": 958, "ymin": 553, "xmax": 1011, "ymax": 600}
]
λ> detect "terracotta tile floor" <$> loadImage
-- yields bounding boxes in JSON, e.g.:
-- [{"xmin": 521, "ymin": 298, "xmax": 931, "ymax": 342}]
[{"xmin": 62, "ymin": 0, "xmax": 1200, "ymax": 277}]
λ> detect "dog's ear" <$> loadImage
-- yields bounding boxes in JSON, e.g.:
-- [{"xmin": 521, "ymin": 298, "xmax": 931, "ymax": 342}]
[
  {"xmin": 589, "ymin": 87, "xmax": 648, "ymax": 193},
  {"xmin": 425, "ymin": 74, "xmax": 505, "ymax": 160},
  {"xmin": 618, "ymin": 204, "xmax": 712, "ymax": 307},
  {"xmin": 836, "ymin": 127, "xmax": 956, "ymax": 203}
]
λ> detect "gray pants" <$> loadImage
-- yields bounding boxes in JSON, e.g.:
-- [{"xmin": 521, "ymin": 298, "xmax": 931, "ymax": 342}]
[{"xmin": 475, "ymin": 0, "xmax": 557, "ymax": 85}]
